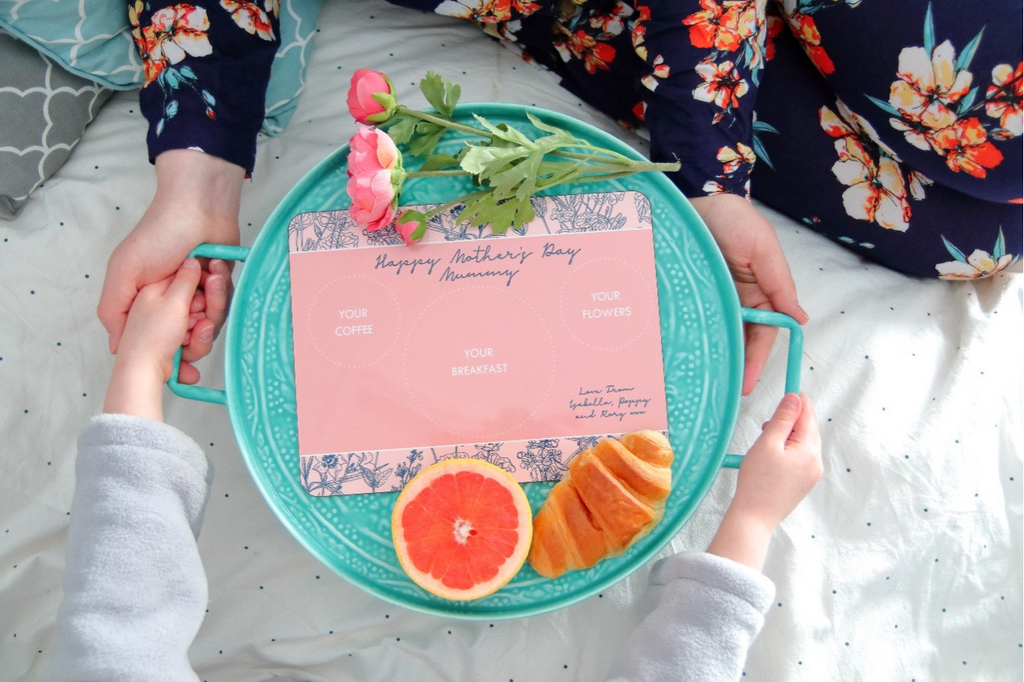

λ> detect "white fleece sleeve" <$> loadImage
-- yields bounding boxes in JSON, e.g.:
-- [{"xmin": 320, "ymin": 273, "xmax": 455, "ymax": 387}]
[
  {"xmin": 41, "ymin": 414, "xmax": 210, "ymax": 682},
  {"xmin": 604, "ymin": 551, "xmax": 776, "ymax": 682}
]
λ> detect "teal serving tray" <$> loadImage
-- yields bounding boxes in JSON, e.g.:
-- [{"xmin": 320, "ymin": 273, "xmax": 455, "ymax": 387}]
[{"xmin": 171, "ymin": 103, "xmax": 802, "ymax": 619}]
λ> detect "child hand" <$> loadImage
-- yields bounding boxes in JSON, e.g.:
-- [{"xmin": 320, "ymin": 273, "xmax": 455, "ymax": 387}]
[
  {"xmin": 115, "ymin": 259, "xmax": 203, "ymax": 383},
  {"xmin": 104, "ymin": 259, "xmax": 212, "ymax": 421},
  {"xmin": 732, "ymin": 392, "xmax": 823, "ymax": 531},
  {"xmin": 178, "ymin": 258, "xmax": 232, "ymax": 385},
  {"xmin": 706, "ymin": 393, "xmax": 821, "ymax": 571}
]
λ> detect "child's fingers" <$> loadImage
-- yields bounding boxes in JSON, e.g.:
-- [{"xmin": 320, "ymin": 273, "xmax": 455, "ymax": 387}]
[
  {"xmin": 182, "ymin": 318, "xmax": 215, "ymax": 364},
  {"xmin": 203, "ymin": 260, "xmax": 234, "ymax": 301},
  {"xmin": 166, "ymin": 259, "xmax": 203, "ymax": 306},
  {"xmin": 181, "ymin": 261, "xmax": 231, "ymax": 363},
  {"xmin": 760, "ymin": 392, "xmax": 803, "ymax": 443},
  {"xmin": 177, "ymin": 360, "xmax": 201, "ymax": 385},
  {"xmin": 210, "ymin": 258, "xmax": 233, "ymax": 283},
  {"xmin": 205, "ymin": 275, "xmax": 227, "ymax": 312},
  {"xmin": 190, "ymin": 290, "xmax": 206, "ymax": 314},
  {"xmin": 181, "ymin": 277, "xmax": 222, "ymax": 364},
  {"xmin": 788, "ymin": 393, "xmax": 821, "ymax": 449}
]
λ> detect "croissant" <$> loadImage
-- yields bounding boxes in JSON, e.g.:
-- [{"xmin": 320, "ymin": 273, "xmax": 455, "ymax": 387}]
[{"xmin": 528, "ymin": 430, "xmax": 674, "ymax": 579}]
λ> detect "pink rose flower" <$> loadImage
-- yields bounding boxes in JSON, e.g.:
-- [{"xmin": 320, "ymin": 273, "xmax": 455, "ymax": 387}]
[
  {"xmin": 347, "ymin": 69, "xmax": 397, "ymax": 125},
  {"xmin": 347, "ymin": 126, "xmax": 405, "ymax": 231}
]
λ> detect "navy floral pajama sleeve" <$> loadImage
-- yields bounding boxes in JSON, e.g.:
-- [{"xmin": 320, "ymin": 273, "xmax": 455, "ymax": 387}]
[
  {"xmin": 128, "ymin": 0, "xmax": 1022, "ymax": 279},
  {"xmin": 129, "ymin": 0, "xmax": 281, "ymax": 175}
]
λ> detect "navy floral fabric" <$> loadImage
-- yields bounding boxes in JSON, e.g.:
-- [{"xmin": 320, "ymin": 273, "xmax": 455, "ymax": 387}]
[
  {"xmin": 751, "ymin": 4, "xmax": 1022, "ymax": 279},
  {"xmin": 129, "ymin": 1, "xmax": 281, "ymax": 174},
  {"xmin": 129, "ymin": 0, "xmax": 1022, "ymax": 278}
]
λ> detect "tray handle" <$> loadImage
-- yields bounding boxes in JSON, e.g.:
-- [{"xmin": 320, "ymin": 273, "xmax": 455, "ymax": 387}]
[
  {"xmin": 167, "ymin": 243, "xmax": 251, "ymax": 405},
  {"xmin": 721, "ymin": 308, "xmax": 803, "ymax": 469}
]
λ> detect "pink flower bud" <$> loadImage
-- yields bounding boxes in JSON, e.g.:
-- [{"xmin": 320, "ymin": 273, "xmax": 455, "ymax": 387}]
[
  {"xmin": 347, "ymin": 69, "xmax": 397, "ymax": 125},
  {"xmin": 395, "ymin": 214, "xmax": 424, "ymax": 245}
]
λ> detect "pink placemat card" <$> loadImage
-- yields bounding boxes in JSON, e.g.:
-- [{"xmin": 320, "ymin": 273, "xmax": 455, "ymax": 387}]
[{"xmin": 288, "ymin": 192, "xmax": 668, "ymax": 495}]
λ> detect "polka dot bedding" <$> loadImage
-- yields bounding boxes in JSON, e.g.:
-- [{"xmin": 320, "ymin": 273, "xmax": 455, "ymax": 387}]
[{"xmin": 0, "ymin": 1, "xmax": 1020, "ymax": 680}]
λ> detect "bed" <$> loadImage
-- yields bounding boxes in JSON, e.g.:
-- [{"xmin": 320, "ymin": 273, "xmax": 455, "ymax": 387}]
[{"xmin": 1, "ymin": 1, "xmax": 1021, "ymax": 679}]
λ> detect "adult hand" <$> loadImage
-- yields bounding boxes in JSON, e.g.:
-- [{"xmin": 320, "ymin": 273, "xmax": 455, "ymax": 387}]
[
  {"xmin": 690, "ymin": 194, "xmax": 808, "ymax": 395},
  {"xmin": 97, "ymin": 150, "xmax": 244, "ymax": 384}
]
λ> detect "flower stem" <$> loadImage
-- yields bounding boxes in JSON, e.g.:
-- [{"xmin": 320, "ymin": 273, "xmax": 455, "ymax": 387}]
[
  {"xmin": 395, "ymin": 105, "xmax": 660, "ymax": 166},
  {"xmin": 397, "ymin": 106, "xmax": 488, "ymax": 138},
  {"xmin": 406, "ymin": 170, "xmax": 471, "ymax": 178},
  {"xmin": 551, "ymin": 148, "xmax": 625, "ymax": 163},
  {"xmin": 556, "ymin": 167, "xmax": 670, "ymax": 187},
  {"xmin": 576, "ymin": 162, "xmax": 680, "ymax": 174},
  {"xmin": 568, "ymin": 171, "xmax": 641, "ymax": 185},
  {"xmin": 420, "ymin": 190, "xmax": 491, "ymax": 221}
]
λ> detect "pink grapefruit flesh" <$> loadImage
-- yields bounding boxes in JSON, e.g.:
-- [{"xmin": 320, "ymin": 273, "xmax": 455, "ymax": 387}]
[{"xmin": 391, "ymin": 459, "xmax": 532, "ymax": 601}]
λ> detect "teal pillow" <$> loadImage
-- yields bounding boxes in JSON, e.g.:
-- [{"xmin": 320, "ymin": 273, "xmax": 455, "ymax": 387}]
[{"xmin": 0, "ymin": 0, "xmax": 320, "ymax": 135}]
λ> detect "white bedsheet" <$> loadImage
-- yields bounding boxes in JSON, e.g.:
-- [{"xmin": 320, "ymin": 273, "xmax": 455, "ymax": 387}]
[{"xmin": 2, "ymin": 1, "xmax": 1021, "ymax": 680}]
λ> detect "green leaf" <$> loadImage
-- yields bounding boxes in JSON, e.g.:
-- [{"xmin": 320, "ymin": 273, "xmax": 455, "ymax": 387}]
[
  {"xmin": 419, "ymin": 153, "xmax": 461, "ymax": 171},
  {"xmin": 509, "ymin": 197, "xmax": 536, "ymax": 232},
  {"xmin": 552, "ymin": 166, "xmax": 582, "ymax": 187},
  {"xmin": 453, "ymin": 193, "xmax": 495, "ymax": 230},
  {"xmin": 460, "ymin": 144, "xmax": 531, "ymax": 178},
  {"xmin": 408, "ymin": 122, "xmax": 446, "ymax": 157},
  {"xmin": 941, "ymin": 235, "xmax": 968, "ymax": 263},
  {"xmin": 473, "ymin": 115, "xmax": 535, "ymax": 147},
  {"xmin": 420, "ymin": 72, "xmax": 446, "ymax": 114},
  {"xmin": 752, "ymin": 120, "xmax": 779, "ymax": 134},
  {"xmin": 367, "ymin": 93, "xmax": 397, "ymax": 123},
  {"xmin": 525, "ymin": 113, "xmax": 587, "ymax": 149},
  {"xmin": 443, "ymin": 80, "xmax": 461, "ymax": 118},
  {"xmin": 956, "ymin": 28, "xmax": 984, "ymax": 72},
  {"xmin": 420, "ymin": 72, "xmax": 460, "ymax": 119},
  {"xmin": 386, "ymin": 113, "xmax": 418, "ymax": 145},
  {"xmin": 923, "ymin": 3, "xmax": 935, "ymax": 56},
  {"xmin": 536, "ymin": 160, "xmax": 582, "ymax": 188},
  {"xmin": 489, "ymin": 200, "xmax": 517, "ymax": 234},
  {"xmin": 372, "ymin": 92, "xmax": 396, "ymax": 109},
  {"xmin": 957, "ymin": 86, "xmax": 979, "ymax": 115},
  {"xmin": 994, "ymin": 228, "xmax": 1006, "ymax": 259},
  {"xmin": 479, "ymin": 148, "xmax": 546, "ymax": 199},
  {"xmin": 866, "ymin": 94, "xmax": 905, "ymax": 119},
  {"xmin": 752, "ymin": 136, "xmax": 775, "ymax": 171},
  {"xmin": 163, "ymin": 69, "xmax": 182, "ymax": 89},
  {"xmin": 398, "ymin": 209, "xmax": 427, "ymax": 223},
  {"xmin": 525, "ymin": 112, "xmax": 568, "ymax": 138},
  {"xmin": 459, "ymin": 195, "xmax": 536, "ymax": 235}
]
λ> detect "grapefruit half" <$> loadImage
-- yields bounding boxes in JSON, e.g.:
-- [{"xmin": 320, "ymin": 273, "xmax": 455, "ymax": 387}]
[{"xmin": 392, "ymin": 459, "xmax": 532, "ymax": 601}]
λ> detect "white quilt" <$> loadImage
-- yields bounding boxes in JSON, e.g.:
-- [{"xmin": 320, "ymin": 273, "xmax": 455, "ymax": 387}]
[{"xmin": 1, "ymin": 1, "xmax": 1021, "ymax": 680}]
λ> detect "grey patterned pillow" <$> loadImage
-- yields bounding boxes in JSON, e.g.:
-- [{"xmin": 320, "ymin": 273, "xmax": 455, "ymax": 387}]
[{"xmin": 0, "ymin": 30, "xmax": 112, "ymax": 220}]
